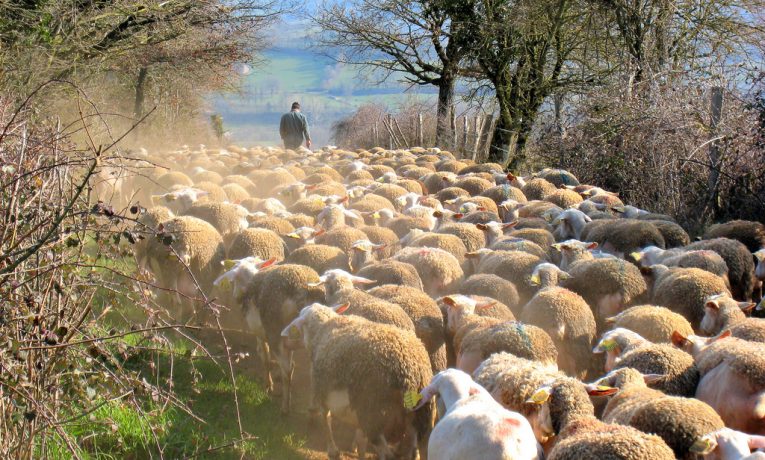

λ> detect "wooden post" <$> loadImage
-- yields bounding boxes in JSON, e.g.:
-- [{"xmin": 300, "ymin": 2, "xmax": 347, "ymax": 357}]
[
  {"xmin": 450, "ymin": 108, "xmax": 457, "ymax": 150},
  {"xmin": 477, "ymin": 114, "xmax": 494, "ymax": 162},
  {"xmin": 417, "ymin": 112, "xmax": 424, "ymax": 147},
  {"xmin": 708, "ymin": 86, "xmax": 723, "ymax": 216},
  {"xmin": 387, "ymin": 114, "xmax": 394, "ymax": 150},
  {"xmin": 461, "ymin": 116, "xmax": 469, "ymax": 158},
  {"xmin": 472, "ymin": 116, "xmax": 482, "ymax": 160}
]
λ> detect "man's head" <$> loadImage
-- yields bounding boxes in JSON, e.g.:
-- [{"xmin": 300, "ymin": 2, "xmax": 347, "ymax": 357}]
[{"xmin": 291, "ymin": 102, "xmax": 300, "ymax": 111}]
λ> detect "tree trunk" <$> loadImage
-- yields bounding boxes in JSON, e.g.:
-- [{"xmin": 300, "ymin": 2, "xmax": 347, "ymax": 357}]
[
  {"xmin": 487, "ymin": 97, "xmax": 516, "ymax": 167},
  {"xmin": 134, "ymin": 67, "xmax": 149, "ymax": 119},
  {"xmin": 435, "ymin": 75, "xmax": 456, "ymax": 148}
]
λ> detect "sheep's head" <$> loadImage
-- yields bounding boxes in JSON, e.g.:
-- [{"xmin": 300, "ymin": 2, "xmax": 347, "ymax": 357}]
[
  {"xmin": 754, "ymin": 249, "xmax": 765, "ymax": 281},
  {"xmin": 285, "ymin": 226, "xmax": 324, "ymax": 246},
  {"xmin": 690, "ymin": 428, "xmax": 765, "ymax": 460},
  {"xmin": 550, "ymin": 209, "xmax": 590, "ymax": 240},
  {"xmin": 213, "ymin": 257, "xmax": 276, "ymax": 301},
  {"xmin": 280, "ymin": 302, "xmax": 350, "ymax": 349},
  {"xmin": 440, "ymin": 295, "xmax": 496, "ymax": 334},
  {"xmin": 529, "ymin": 263, "xmax": 570, "ymax": 288},
  {"xmin": 309, "ymin": 269, "xmax": 376, "ymax": 298},
  {"xmin": 151, "ymin": 188, "xmax": 209, "ymax": 214},
  {"xmin": 701, "ymin": 293, "xmax": 754, "ymax": 336},
  {"xmin": 587, "ymin": 368, "xmax": 663, "ymax": 392},
  {"xmin": 593, "ymin": 328, "xmax": 648, "ymax": 372},
  {"xmin": 671, "ymin": 329, "xmax": 731, "ymax": 357},
  {"xmin": 628, "ymin": 245, "xmax": 666, "ymax": 267},
  {"xmin": 349, "ymin": 239, "xmax": 386, "ymax": 272}
]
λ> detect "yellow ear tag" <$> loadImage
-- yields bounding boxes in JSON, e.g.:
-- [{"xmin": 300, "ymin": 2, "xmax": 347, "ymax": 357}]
[
  {"xmin": 596, "ymin": 385, "xmax": 613, "ymax": 392},
  {"xmin": 218, "ymin": 278, "xmax": 231, "ymax": 290},
  {"xmin": 689, "ymin": 437, "xmax": 715, "ymax": 455},
  {"xmin": 599, "ymin": 338, "xmax": 618, "ymax": 352},
  {"xmin": 288, "ymin": 325, "xmax": 301, "ymax": 340},
  {"xmin": 530, "ymin": 274, "xmax": 541, "ymax": 285},
  {"xmin": 527, "ymin": 388, "xmax": 550, "ymax": 405},
  {"xmin": 403, "ymin": 390, "xmax": 422, "ymax": 410}
]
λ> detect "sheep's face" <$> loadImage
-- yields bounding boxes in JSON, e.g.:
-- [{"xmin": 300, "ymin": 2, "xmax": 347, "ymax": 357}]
[
  {"xmin": 755, "ymin": 249, "xmax": 765, "ymax": 281},
  {"xmin": 526, "ymin": 386, "xmax": 554, "ymax": 442}
]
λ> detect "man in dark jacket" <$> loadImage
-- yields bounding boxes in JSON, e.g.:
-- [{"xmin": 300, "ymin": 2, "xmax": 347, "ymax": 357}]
[{"xmin": 279, "ymin": 102, "xmax": 311, "ymax": 150}]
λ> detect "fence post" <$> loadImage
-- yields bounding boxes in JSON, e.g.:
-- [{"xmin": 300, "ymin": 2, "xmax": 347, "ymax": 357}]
[
  {"xmin": 387, "ymin": 114, "xmax": 394, "ymax": 150},
  {"xmin": 417, "ymin": 112, "xmax": 424, "ymax": 147},
  {"xmin": 477, "ymin": 114, "xmax": 494, "ymax": 162},
  {"xmin": 450, "ymin": 108, "xmax": 457, "ymax": 150},
  {"xmin": 461, "ymin": 116, "xmax": 468, "ymax": 159},
  {"xmin": 472, "ymin": 116, "xmax": 482, "ymax": 160}
]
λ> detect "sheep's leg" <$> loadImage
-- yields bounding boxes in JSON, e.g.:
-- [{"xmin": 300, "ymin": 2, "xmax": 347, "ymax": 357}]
[
  {"xmin": 323, "ymin": 409, "xmax": 341, "ymax": 460},
  {"xmin": 371, "ymin": 434, "xmax": 394, "ymax": 460},
  {"xmin": 395, "ymin": 422, "xmax": 418, "ymax": 460},
  {"xmin": 276, "ymin": 348, "xmax": 294, "ymax": 414},
  {"xmin": 259, "ymin": 339, "xmax": 273, "ymax": 393},
  {"xmin": 354, "ymin": 428, "xmax": 367, "ymax": 459}
]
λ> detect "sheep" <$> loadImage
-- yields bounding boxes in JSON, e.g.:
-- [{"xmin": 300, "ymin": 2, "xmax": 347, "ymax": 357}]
[
  {"xmin": 347, "ymin": 239, "xmax": 387, "ymax": 272},
  {"xmin": 392, "ymin": 246, "xmax": 464, "ymax": 297},
  {"xmin": 358, "ymin": 225, "xmax": 399, "ymax": 258},
  {"xmin": 552, "ymin": 239, "xmax": 598, "ymax": 270},
  {"xmin": 458, "ymin": 162, "xmax": 504, "ymax": 175},
  {"xmin": 467, "ymin": 249, "xmax": 543, "ymax": 304},
  {"xmin": 316, "ymin": 203, "xmax": 364, "ymax": 230},
  {"xmin": 151, "ymin": 216, "xmax": 225, "ymax": 316},
  {"xmin": 527, "ymin": 378, "xmax": 675, "ymax": 460},
  {"xmin": 133, "ymin": 206, "xmax": 174, "ymax": 272},
  {"xmin": 644, "ymin": 265, "xmax": 731, "ymax": 329},
  {"xmin": 522, "ymin": 178, "xmax": 557, "ymax": 200},
  {"xmin": 412, "ymin": 369, "xmax": 543, "ymax": 460},
  {"xmin": 315, "ymin": 226, "xmax": 368, "ymax": 254},
  {"xmin": 247, "ymin": 215, "xmax": 295, "ymax": 235},
  {"xmin": 403, "ymin": 231, "xmax": 468, "ymax": 265},
  {"xmin": 521, "ymin": 281, "xmax": 597, "ymax": 378},
  {"xmin": 459, "ymin": 274, "xmax": 520, "ymax": 315},
  {"xmin": 606, "ymin": 305, "xmax": 694, "ymax": 344},
  {"xmin": 151, "ymin": 187, "xmax": 209, "ymax": 214},
  {"xmin": 561, "ymin": 255, "xmax": 648, "ymax": 328},
  {"xmin": 595, "ymin": 328, "xmax": 699, "ymax": 396},
  {"xmin": 472, "ymin": 353, "xmax": 563, "ymax": 443},
  {"xmin": 182, "ymin": 202, "xmax": 249, "ymax": 248},
  {"xmin": 480, "ymin": 184, "xmax": 528, "ymax": 206},
  {"xmin": 221, "ymin": 182, "xmax": 250, "ymax": 203},
  {"xmin": 661, "ymin": 249, "xmax": 731, "ymax": 281},
  {"xmin": 155, "ymin": 171, "xmax": 193, "ymax": 190},
  {"xmin": 285, "ymin": 244, "xmax": 351, "ymax": 273},
  {"xmin": 544, "ymin": 188, "xmax": 583, "ymax": 208},
  {"xmin": 583, "ymin": 219, "xmax": 666, "ymax": 256},
  {"xmin": 647, "ymin": 219, "xmax": 691, "ymax": 248},
  {"xmin": 227, "ymin": 228, "xmax": 286, "ymax": 261},
  {"xmin": 690, "ymin": 428, "xmax": 765, "ymax": 460},
  {"xmin": 193, "ymin": 180, "xmax": 228, "ymax": 202},
  {"xmin": 704, "ymin": 220, "xmax": 765, "ymax": 253},
  {"xmin": 355, "ymin": 259, "xmax": 424, "ymax": 290},
  {"xmin": 551, "ymin": 208, "xmax": 591, "ymax": 241},
  {"xmin": 281, "ymin": 303, "xmax": 433, "ymax": 459},
  {"xmin": 367, "ymin": 284, "xmax": 447, "ymax": 373},
  {"xmin": 457, "ymin": 319, "xmax": 557, "ymax": 375},
  {"xmin": 693, "ymin": 336, "xmax": 765, "ymax": 434},
  {"xmin": 508, "ymin": 228, "xmax": 555, "ymax": 254},
  {"xmin": 436, "ymin": 186, "xmax": 470, "ymax": 202},
  {"xmin": 687, "ymin": 237, "xmax": 756, "ymax": 301},
  {"xmin": 436, "ymin": 222, "xmax": 486, "ymax": 252},
  {"xmin": 700, "ymin": 293, "xmax": 759, "ymax": 337},
  {"xmin": 592, "ymin": 368, "xmax": 725, "ymax": 460},
  {"xmin": 243, "ymin": 263, "xmax": 325, "ymax": 413},
  {"xmin": 313, "ymin": 269, "xmax": 416, "ymax": 332},
  {"xmin": 537, "ymin": 168, "xmax": 579, "ymax": 187}
]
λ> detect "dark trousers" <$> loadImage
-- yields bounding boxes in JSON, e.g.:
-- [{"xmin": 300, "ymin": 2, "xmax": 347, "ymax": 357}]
[{"xmin": 284, "ymin": 138, "xmax": 303, "ymax": 150}]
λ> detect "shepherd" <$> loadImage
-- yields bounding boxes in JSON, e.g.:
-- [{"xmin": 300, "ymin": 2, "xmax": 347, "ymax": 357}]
[{"xmin": 280, "ymin": 102, "xmax": 312, "ymax": 150}]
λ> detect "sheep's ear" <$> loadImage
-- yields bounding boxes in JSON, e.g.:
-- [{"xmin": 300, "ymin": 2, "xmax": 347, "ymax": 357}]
[
  {"xmin": 705, "ymin": 299, "xmax": 720, "ymax": 311},
  {"xmin": 715, "ymin": 330, "xmax": 732, "ymax": 341},
  {"xmin": 339, "ymin": 195, "xmax": 349, "ymax": 204},
  {"xmin": 586, "ymin": 385, "xmax": 618, "ymax": 397},
  {"xmin": 529, "ymin": 274, "xmax": 541, "ymax": 286},
  {"xmin": 671, "ymin": 330, "xmax": 689, "ymax": 348},
  {"xmin": 286, "ymin": 232, "xmax": 301, "ymax": 239},
  {"xmin": 642, "ymin": 374, "xmax": 666, "ymax": 385},
  {"xmin": 502, "ymin": 220, "xmax": 519, "ymax": 230},
  {"xmin": 740, "ymin": 301, "xmax": 756, "ymax": 314},
  {"xmin": 639, "ymin": 266, "xmax": 654, "ymax": 276},
  {"xmin": 689, "ymin": 436, "xmax": 717, "ymax": 455},
  {"xmin": 453, "ymin": 213, "xmax": 464, "ymax": 219},
  {"xmin": 506, "ymin": 172, "xmax": 516, "ymax": 180},
  {"xmin": 432, "ymin": 210, "xmax": 443, "ymax": 218},
  {"xmin": 476, "ymin": 223, "xmax": 488, "ymax": 231},
  {"xmin": 222, "ymin": 259, "xmax": 237, "ymax": 270},
  {"xmin": 314, "ymin": 228, "xmax": 326, "ymax": 237},
  {"xmin": 629, "ymin": 251, "xmax": 642, "ymax": 262},
  {"xmin": 259, "ymin": 258, "xmax": 277, "ymax": 269},
  {"xmin": 332, "ymin": 303, "xmax": 351, "ymax": 315},
  {"xmin": 747, "ymin": 434, "xmax": 765, "ymax": 450},
  {"xmin": 305, "ymin": 184, "xmax": 318, "ymax": 191},
  {"xmin": 604, "ymin": 316, "xmax": 617, "ymax": 325},
  {"xmin": 586, "ymin": 242, "xmax": 598, "ymax": 250},
  {"xmin": 558, "ymin": 271, "xmax": 571, "ymax": 280},
  {"xmin": 464, "ymin": 252, "xmax": 480, "ymax": 259},
  {"xmin": 475, "ymin": 299, "xmax": 497, "ymax": 311},
  {"xmin": 593, "ymin": 338, "xmax": 618, "ymax": 353},
  {"xmin": 442, "ymin": 296, "xmax": 457, "ymax": 308},
  {"xmin": 151, "ymin": 195, "xmax": 164, "ymax": 205},
  {"xmin": 351, "ymin": 275, "xmax": 376, "ymax": 285}
]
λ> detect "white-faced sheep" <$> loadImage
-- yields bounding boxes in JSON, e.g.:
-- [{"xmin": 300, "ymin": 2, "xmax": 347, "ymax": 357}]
[
  {"xmin": 281, "ymin": 303, "xmax": 433, "ymax": 459},
  {"xmin": 413, "ymin": 369, "xmax": 543, "ymax": 460}
]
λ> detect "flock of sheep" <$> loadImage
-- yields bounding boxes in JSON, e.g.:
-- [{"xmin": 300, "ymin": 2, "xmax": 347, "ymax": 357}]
[{"xmin": 106, "ymin": 144, "xmax": 765, "ymax": 460}]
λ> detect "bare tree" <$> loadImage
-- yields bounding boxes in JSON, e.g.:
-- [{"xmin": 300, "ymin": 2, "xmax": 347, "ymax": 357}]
[{"xmin": 315, "ymin": 0, "xmax": 473, "ymax": 147}]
